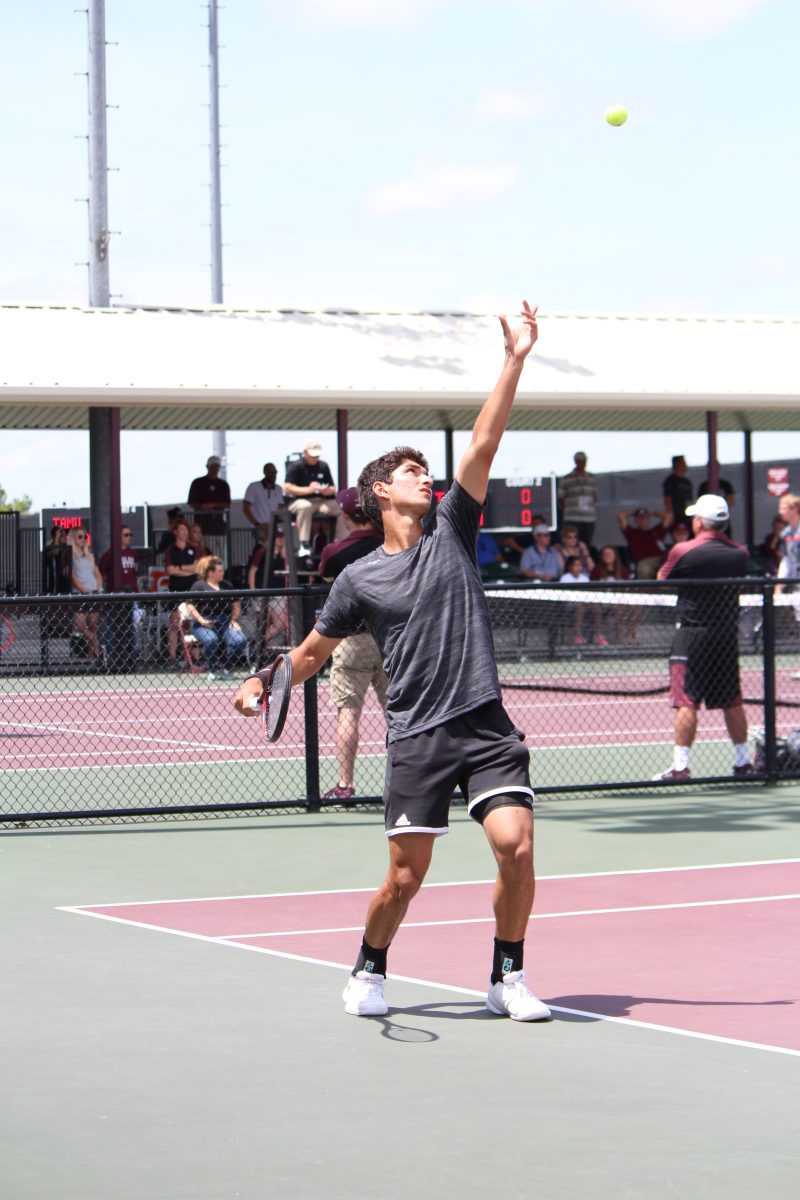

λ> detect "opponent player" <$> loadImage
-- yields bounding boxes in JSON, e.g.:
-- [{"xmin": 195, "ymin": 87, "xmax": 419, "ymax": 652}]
[
  {"xmin": 234, "ymin": 301, "xmax": 549, "ymax": 1021},
  {"xmin": 654, "ymin": 493, "xmax": 752, "ymax": 780}
]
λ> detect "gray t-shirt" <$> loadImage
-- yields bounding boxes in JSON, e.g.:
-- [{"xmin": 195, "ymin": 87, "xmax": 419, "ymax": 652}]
[{"xmin": 316, "ymin": 480, "xmax": 500, "ymax": 742}]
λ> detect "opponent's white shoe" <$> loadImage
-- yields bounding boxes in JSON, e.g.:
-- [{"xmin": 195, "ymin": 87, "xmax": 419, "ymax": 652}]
[
  {"xmin": 486, "ymin": 970, "xmax": 551, "ymax": 1021},
  {"xmin": 342, "ymin": 970, "xmax": 388, "ymax": 1017}
]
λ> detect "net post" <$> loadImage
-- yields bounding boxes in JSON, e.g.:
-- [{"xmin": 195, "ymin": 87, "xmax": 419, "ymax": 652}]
[
  {"xmin": 301, "ymin": 588, "xmax": 322, "ymax": 811},
  {"xmin": 761, "ymin": 580, "xmax": 778, "ymax": 780}
]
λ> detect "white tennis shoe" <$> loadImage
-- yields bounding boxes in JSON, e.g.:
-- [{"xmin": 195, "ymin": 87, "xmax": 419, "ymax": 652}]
[
  {"xmin": 342, "ymin": 970, "xmax": 388, "ymax": 1017},
  {"xmin": 486, "ymin": 970, "xmax": 551, "ymax": 1021}
]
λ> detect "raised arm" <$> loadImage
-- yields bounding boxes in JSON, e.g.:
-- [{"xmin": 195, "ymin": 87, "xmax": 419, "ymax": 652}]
[{"xmin": 456, "ymin": 300, "xmax": 538, "ymax": 504}]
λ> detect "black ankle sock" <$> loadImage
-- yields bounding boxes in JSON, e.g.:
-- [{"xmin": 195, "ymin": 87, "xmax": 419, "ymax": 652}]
[
  {"xmin": 353, "ymin": 938, "xmax": 387, "ymax": 977},
  {"xmin": 491, "ymin": 937, "xmax": 524, "ymax": 984}
]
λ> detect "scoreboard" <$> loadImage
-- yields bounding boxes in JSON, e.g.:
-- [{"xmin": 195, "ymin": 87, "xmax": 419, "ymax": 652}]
[
  {"xmin": 484, "ymin": 475, "xmax": 556, "ymax": 529},
  {"xmin": 42, "ymin": 506, "xmax": 148, "ymax": 545},
  {"xmin": 433, "ymin": 475, "xmax": 556, "ymax": 529}
]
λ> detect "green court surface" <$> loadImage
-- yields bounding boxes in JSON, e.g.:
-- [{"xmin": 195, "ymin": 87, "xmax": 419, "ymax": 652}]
[
  {"xmin": 2, "ymin": 786, "xmax": 798, "ymax": 1200},
  {"xmin": 2, "ymin": 739, "xmax": 776, "ymax": 815}
]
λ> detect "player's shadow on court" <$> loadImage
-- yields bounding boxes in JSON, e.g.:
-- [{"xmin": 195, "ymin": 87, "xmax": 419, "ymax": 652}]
[{"xmin": 547, "ymin": 993, "xmax": 792, "ymax": 1020}]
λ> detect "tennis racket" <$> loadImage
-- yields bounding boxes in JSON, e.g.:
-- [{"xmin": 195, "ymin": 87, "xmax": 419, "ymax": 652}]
[{"xmin": 249, "ymin": 652, "xmax": 293, "ymax": 743}]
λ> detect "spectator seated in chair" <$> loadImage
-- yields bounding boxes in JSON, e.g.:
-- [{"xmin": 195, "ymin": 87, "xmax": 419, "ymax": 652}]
[{"xmin": 186, "ymin": 556, "xmax": 249, "ymax": 680}]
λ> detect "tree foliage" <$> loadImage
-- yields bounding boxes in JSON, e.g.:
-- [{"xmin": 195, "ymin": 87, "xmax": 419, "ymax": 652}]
[{"xmin": 0, "ymin": 484, "xmax": 33, "ymax": 514}]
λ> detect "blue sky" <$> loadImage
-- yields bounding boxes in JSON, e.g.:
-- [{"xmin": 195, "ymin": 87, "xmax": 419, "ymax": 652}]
[{"xmin": 1, "ymin": 0, "xmax": 798, "ymax": 512}]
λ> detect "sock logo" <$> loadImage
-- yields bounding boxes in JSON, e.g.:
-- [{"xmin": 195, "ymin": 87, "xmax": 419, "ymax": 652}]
[
  {"xmin": 502, "ymin": 956, "xmax": 514, "ymax": 975},
  {"xmin": 364, "ymin": 960, "xmax": 375, "ymax": 973}
]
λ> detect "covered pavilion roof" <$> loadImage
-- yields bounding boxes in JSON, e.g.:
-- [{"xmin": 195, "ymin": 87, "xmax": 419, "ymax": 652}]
[{"xmin": 1, "ymin": 302, "xmax": 798, "ymax": 433}]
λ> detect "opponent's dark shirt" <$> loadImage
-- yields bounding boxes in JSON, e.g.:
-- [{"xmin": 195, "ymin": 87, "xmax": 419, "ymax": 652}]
[
  {"xmin": 316, "ymin": 481, "xmax": 499, "ymax": 742},
  {"xmin": 284, "ymin": 458, "xmax": 335, "ymax": 491},
  {"xmin": 660, "ymin": 531, "xmax": 749, "ymax": 630},
  {"xmin": 165, "ymin": 544, "xmax": 198, "ymax": 592}
]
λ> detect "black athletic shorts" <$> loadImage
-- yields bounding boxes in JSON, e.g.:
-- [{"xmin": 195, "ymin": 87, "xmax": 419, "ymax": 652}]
[
  {"xmin": 382, "ymin": 699, "xmax": 534, "ymax": 838},
  {"xmin": 669, "ymin": 625, "xmax": 742, "ymax": 710}
]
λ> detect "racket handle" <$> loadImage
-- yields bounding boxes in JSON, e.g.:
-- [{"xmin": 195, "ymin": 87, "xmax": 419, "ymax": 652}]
[{"xmin": 247, "ymin": 697, "xmax": 260, "ymax": 710}]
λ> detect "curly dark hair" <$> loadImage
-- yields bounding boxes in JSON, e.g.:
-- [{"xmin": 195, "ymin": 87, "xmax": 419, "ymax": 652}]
[{"xmin": 357, "ymin": 445, "xmax": 430, "ymax": 532}]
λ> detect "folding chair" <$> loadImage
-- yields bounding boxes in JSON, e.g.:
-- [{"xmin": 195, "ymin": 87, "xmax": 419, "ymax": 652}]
[{"xmin": 177, "ymin": 602, "xmax": 205, "ymax": 674}]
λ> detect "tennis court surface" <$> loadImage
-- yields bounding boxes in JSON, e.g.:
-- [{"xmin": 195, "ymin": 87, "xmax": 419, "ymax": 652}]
[{"xmin": 3, "ymin": 789, "xmax": 799, "ymax": 1199}]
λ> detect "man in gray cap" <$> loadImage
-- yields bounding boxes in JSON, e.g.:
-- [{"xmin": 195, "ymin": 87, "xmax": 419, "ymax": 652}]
[
  {"xmin": 519, "ymin": 524, "xmax": 561, "ymax": 581},
  {"xmin": 283, "ymin": 439, "xmax": 347, "ymax": 557}
]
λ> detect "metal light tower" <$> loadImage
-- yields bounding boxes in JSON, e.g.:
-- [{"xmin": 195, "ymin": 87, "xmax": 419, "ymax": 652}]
[
  {"xmin": 87, "ymin": 0, "xmax": 110, "ymax": 308},
  {"xmin": 85, "ymin": 0, "xmax": 122, "ymax": 589},
  {"xmin": 209, "ymin": 0, "xmax": 227, "ymax": 475}
]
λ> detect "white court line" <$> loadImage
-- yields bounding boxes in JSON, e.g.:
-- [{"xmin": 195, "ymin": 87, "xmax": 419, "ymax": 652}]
[
  {"xmin": 60, "ymin": 857, "xmax": 800, "ymax": 908},
  {"xmin": 216, "ymin": 892, "xmax": 800, "ymax": 940},
  {"xmin": 0, "ymin": 717, "xmax": 248, "ymax": 753},
  {"xmin": 1, "ymin": 731, "xmax": 753, "ymax": 767},
  {"xmin": 0, "ymin": 748, "xmax": 318, "ymax": 773},
  {"xmin": 55, "ymin": 904, "xmax": 800, "ymax": 1059}
]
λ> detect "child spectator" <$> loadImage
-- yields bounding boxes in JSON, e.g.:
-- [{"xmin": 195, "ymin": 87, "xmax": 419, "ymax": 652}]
[
  {"xmin": 591, "ymin": 544, "xmax": 636, "ymax": 644},
  {"xmin": 557, "ymin": 525, "xmax": 594, "ymax": 575},
  {"xmin": 559, "ymin": 554, "xmax": 592, "ymax": 646}
]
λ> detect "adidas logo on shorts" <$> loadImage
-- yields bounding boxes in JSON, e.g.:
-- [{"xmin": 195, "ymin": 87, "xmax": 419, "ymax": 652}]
[{"xmin": 394, "ymin": 814, "xmax": 411, "ymax": 827}]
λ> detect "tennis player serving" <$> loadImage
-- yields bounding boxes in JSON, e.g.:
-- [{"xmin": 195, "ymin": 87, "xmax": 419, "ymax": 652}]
[{"xmin": 234, "ymin": 300, "xmax": 549, "ymax": 1021}]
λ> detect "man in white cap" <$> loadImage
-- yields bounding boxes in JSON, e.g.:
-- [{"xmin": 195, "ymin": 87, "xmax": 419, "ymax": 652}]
[
  {"xmin": 654, "ymin": 494, "xmax": 752, "ymax": 781},
  {"xmin": 283, "ymin": 439, "xmax": 347, "ymax": 557}
]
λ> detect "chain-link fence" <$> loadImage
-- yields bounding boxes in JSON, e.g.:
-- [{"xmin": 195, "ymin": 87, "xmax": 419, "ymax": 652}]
[{"xmin": 1, "ymin": 579, "xmax": 798, "ymax": 826}]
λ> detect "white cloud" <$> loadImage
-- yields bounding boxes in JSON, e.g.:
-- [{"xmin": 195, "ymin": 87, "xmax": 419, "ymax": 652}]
[
  {"xmin": 467, "ymin": 86, "xmax": 552, "ymax": 125},
  {"xmin": 609, "ymin": 0, "xmax": 771, "ymax": 39},
  {"xmin": 263, "ymin": 0, "xmax": 457, "ymax": 30},
  {"xmin": 363, "ymin": 161, "xmax": 519, "ymax": 215}
]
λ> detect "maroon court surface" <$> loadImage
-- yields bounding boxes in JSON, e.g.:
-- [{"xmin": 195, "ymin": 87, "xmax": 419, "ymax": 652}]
[
  {"xmin": 5, "ymin": 665, "xmax": 800, "ymax": 768},
  {"xmin": 65, "ymin": 859, "xmax": 800, "ymax": 1054}
]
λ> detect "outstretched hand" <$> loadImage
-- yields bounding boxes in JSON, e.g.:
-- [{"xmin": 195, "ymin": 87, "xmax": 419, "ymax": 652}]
[{"xmin": 499, "ymin": 300, "xmax": 538, "ymax": 363}]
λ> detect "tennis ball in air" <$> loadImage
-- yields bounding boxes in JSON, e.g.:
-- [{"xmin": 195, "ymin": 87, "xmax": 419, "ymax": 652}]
[{"xmin": 605, "ymin": 104, "xmax": 628, "ymax": 127}]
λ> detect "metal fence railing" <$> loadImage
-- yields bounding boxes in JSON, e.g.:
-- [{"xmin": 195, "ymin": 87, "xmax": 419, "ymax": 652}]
[{"xmin": 1, "ymin": 579, "xmax": 798, "ymax": 827}]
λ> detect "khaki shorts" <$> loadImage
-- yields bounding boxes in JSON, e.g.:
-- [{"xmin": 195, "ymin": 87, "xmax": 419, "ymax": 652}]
[{"xmin": 329, "ymin": 632, "xmax": 388, "ymax": 710}]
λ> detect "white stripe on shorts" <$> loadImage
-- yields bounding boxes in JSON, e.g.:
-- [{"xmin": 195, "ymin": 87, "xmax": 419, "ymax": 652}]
[
  {"xmin": 386, "ymin": 825, "xmax": 450, "ymax": 839},
  {"xmin": 466, "ymin": 785, "xmax": 535, "ymax": 817}
]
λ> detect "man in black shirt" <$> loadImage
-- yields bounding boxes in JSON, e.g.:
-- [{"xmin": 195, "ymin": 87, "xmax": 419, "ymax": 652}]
[
  {"xmin": 283, "ymin": 440, "xmax": 347, "ymax": 556},
  {"xmin": 188, "ymin": 456, "xmax": 231, "ymax": 538},
  {"xmin": 655, "ymin": 494, "xmax": 752, "ymax": 781},
  {"xmin": 235, "ymin": 301, "xmax": 549, "ymax": 1023},
  {"xmin": 662, "ymin": 455, "xmax": 694, "ymax": 526}
]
